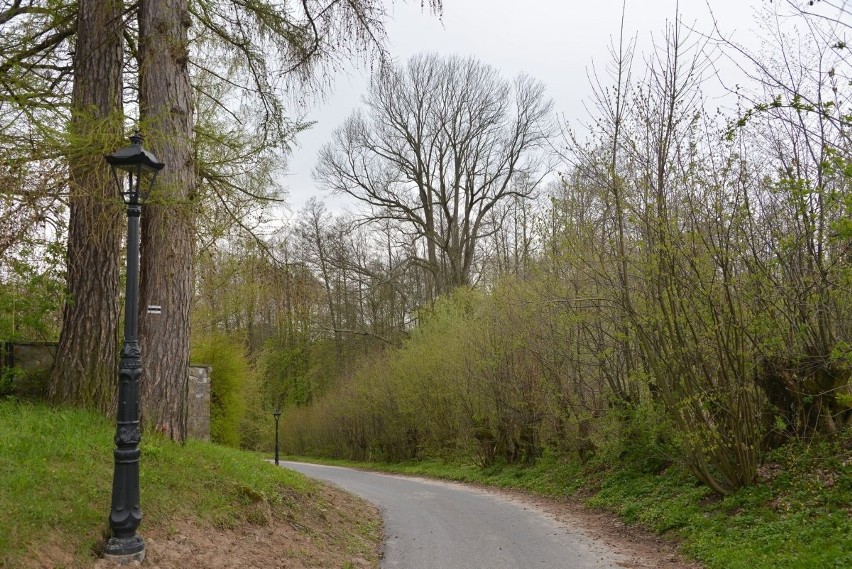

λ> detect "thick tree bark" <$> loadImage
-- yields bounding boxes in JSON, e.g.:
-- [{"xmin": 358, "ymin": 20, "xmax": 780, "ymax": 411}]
[
  {"xmin": 49, "ymin": 0, "xmax": 124, "ymax": 413},
  {"xmin": 137, "ymin": 0, "xmax": 194, "ymax": 440}
]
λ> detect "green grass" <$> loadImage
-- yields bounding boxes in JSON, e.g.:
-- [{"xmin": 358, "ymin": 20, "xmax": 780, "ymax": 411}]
[
  {"xmin": 674, "ymin": 442, "xmax": 852, "ymax": 569},
  {"xmin": 7, "ymin": 397, "xmax": 843, "ymax": 568},
  {"xmin": 288, "ymin": 441, "xmax": 852, "ymax": 569},
  {"xmin": 0, "ymin": 400, "xmax": 322, "ymax": 567}
]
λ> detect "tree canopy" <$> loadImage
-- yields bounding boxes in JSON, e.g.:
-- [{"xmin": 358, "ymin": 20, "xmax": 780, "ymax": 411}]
[{"xmin": 316, "ymin": 53, "xmax": 553, "ymax": 296}]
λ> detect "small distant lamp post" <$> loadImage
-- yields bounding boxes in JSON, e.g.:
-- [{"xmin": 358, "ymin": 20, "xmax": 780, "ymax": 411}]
[
  {"xmin": 103, "ymin": 132, "xmax": 164, "ymax": 564},
  {"xmin": 273, "ymin": 407, "xmax": 282, "ymax": 465}
]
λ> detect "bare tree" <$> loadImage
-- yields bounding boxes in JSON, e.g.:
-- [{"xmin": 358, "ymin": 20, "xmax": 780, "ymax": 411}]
[
  {"xmin": 2, "ymin": 0, "xmax": 445, "ymax": 421},
  {"xmin": 316, "ymin": 53, "xmax": 554, "ymax": 296},
  {"xmin": 134, "ymin": 0, "xmax": 444, "ymax": 439}
]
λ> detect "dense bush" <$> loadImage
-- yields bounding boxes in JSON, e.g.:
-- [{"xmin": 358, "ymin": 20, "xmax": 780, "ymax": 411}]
[{"xmin": 191, "ymin": 332, "xmax": 252, "ymax": 447}]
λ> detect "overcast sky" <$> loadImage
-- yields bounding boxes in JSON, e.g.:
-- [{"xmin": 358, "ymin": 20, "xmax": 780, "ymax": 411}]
[{"xmin": 280, "ymin": 0, "xmax": 781, "ymax": 215}]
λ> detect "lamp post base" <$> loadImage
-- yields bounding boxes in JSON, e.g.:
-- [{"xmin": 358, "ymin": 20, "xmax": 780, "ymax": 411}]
[{"xmin": 104, "ymin": 536, "xmax": 145, "ymax": 565}]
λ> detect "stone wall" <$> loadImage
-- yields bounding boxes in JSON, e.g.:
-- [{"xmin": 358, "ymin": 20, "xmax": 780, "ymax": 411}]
[
  {"xmin": 0, "ymin": 342, "xmax": 211, "ymax": 441},
  {"xmin": 187, "ymin": 365, "xmax": 211, "ymax": 441},
  {"xmin": 0, "ymin": 342, "xmax": 57, "ymax": 398}
]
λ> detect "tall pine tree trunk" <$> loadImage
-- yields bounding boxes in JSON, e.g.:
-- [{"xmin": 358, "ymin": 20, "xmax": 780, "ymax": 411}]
[
  {"xmin": 49, "ymin": 0, "xmax": 124, "ymax": 413},
  {"xmin": 137, "ymin": 0, "xmax": 194, "ymax": 440}
]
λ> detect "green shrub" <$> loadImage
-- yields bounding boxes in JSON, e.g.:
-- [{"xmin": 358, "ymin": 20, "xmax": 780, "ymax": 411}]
[
  {"xmin": 191, "ymin": 332, "xmax": 251, "ymax": 447},
  {"xmin": 594, "ymin": 400, "xmax": 676, "ymax": 473}
]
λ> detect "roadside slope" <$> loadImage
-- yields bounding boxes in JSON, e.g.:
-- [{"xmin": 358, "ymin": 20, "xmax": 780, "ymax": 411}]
[{"xmin": 0, "ymin": 401, "xmax": 381, "ymax": 568}]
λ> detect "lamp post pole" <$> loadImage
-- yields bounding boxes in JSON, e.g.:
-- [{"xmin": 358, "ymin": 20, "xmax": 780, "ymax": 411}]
[
  {"xmin": 273, "ymin": 408, "xmax": 281, "ymax": 465},
  {"xmin": 104, "ymin": 187, "xmax": 145, "ymax": 562},
  {"xmin": 103, "ymin": 133, "xmax": 164, "ymax": 564}
]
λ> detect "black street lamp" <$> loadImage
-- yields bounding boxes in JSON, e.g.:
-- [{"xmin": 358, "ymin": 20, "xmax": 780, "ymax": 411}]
[
  {"xmin": 103, "ymin": 132, "xmax": 164, "ymax": 564},
  {"xmin": 273, "ymin": 407, "xmax": 282, "ymax": 465}
]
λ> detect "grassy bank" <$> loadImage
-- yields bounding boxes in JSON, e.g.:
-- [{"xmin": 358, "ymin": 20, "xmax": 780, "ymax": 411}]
[
  {"xmin": 0, "ymin": 401, "xmax": 380, "ymax": 567},
  {"xmin": 289, "ymin": 439, "xmax": 851, "ymax": 569}
]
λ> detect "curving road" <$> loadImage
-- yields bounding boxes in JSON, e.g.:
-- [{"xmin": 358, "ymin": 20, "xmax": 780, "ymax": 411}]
[{"xmin": 280, "ymin": 461, "xmax": 627, "ymax": 569}]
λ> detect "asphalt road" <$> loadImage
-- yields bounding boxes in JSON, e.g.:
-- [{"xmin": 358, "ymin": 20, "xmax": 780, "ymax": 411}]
[{"xmin": 280, "ymin": 461, "xmax": 627, "ymax": 569}]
